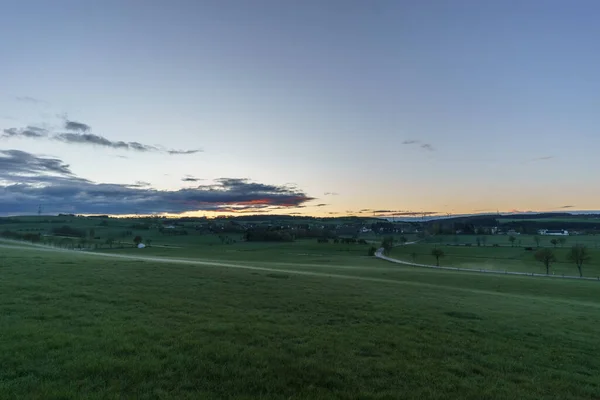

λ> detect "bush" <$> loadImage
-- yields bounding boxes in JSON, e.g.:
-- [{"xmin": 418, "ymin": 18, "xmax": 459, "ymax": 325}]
[{"xmin": 368, "ymin": 246, "xmax": 377, "ymax": 256}]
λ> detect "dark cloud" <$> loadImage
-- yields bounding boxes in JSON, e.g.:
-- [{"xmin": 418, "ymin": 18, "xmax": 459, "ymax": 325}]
[
  {"xmin": 64, "ymin": 120, "xmax": 91, "ymax": 132},
  {"xmin": 0, "ymin": 149, "xmax": 76, "ymax": 177},
  {"xmin": 2, "ymin": 126, "xmax": 49, "ymax": 138},
  {"xmin": 54, "ymin": 133, "xmax": 161, "ymax": 152},
  {"xmin": 420, "ymin": 143, "xmax": 434, "ymax": 151},
  {"xmin": 3, "ymin": 121, "xmax": 200, "ymax": 155},
  {"xmin": 559, "ymin": 205, "xmax": 574, "ymax": 209},
  {"xmin": 15, "ymin": 96, "xmax": 44, "ymax": 104},
  {"xmin": 402, "ymin": 140, "xmax": 419, "ymax": 144},
  {"xmin": 0, "ymin": 150, "xmax": 313, "ymax": 215},
  {"xmin": 315, "ymin": 203, "xmax": 328, "ymax": 207},
  {"xmin": 324, "ymin": 192, "xmax": 339, "ymax": 196}
]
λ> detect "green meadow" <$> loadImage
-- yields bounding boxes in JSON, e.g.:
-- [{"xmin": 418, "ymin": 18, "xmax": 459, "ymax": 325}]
[{"xmin": 1, "ymin": 237, "xmax": 599, "ymax": 399}]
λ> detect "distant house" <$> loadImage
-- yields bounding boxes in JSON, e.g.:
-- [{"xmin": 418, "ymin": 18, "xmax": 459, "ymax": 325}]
[
  {"xmin": 507, "ymin": 229, "xmax": 520, "ymax": 235},
  {"xmin": 538, "ymin": 229, "xmax": 569, "ymax": 236}
]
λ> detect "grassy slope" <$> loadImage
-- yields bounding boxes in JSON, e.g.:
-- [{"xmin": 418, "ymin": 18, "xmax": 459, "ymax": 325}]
[
  {"xmin": 389, "ymin": 243, "xmax": 600, "ymax": 277},
  {"xmin": 1, "ymin": 244, "xmax": 599, "ymax": 399}
]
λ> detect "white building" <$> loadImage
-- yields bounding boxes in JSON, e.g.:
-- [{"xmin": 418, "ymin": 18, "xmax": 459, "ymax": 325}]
[{"xmin": 538, "ymin": 229, "xmax": 569, "ymax": 236}]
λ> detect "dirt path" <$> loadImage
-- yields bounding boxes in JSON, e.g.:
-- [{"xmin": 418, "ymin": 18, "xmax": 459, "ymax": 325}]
[
  {"xmin": 2, "ymin": 241, "xmax": 600, "ymax": 307},
  {"xmin": 374, "ymin": 247, "xmax": 600, "ymax": 281}
]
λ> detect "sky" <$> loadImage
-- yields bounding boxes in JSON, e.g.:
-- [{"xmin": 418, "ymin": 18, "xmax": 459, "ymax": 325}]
[{"xmin": 1, "ymin": 0, "xmax": 600, "ymax": 217}]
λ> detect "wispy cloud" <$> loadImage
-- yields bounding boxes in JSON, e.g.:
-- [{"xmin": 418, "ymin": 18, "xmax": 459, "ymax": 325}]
[
  {"xmin": 315, "ymin": 203, "xmax": 328, "ymax": 207},
  {"xmin": 54, "ymin": 132, "xmax": 160, "ymax": 152},
  {"xmin": 2, "ymin": 120, "xmax": 201, "ymax": 155},
  {"xmin": 2, "ymin": 126, "xmax": 49, "ymax": 138},
  {"xmin": 168, "ymin": 149, "xmax": 202, "ymax": 155},
  {"xmin": 182, "ymin": 176, "xmax": 204, "ymax": 182},
  {"xmin": 15, "ymin": 96, "xmax": 45, "ymax": 104},
  {"xmin": 402, "ymin": 139, "xmax": 435, "ymax": 151},
  {"xmin": 559, "ymin": 205, "xmax": 574, "ymax": 209},
  {"xmin": 527, "ymin": 155, "xmax": 554, "ymax": 163},
  {"xmin": 0, "ymin": 150, "xmax": 314, "ymax": 215},
  {"xmin": 324, "ymin": 192, "xmax": 339, "ymax": 196}
]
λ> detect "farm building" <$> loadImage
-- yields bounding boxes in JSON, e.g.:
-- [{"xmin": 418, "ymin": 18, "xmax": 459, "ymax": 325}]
[{"xmin": 538, "ymin": 229, "xmax": 569, "ymax": 236}]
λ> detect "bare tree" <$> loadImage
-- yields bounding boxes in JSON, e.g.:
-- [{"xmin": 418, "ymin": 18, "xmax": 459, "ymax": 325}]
[
  {"xmin": 508, "ymin": 235, "xmax": 516, "ymax": 247},
  {"xmin": 567, "ymin": 245, "xmax": 591, "ymax": 277},
  {"xmin": 431, "ymin": 248, "xmax": 445, "ymax": 266},
  {"xmin": 550, "ymin": 238, "xmax": 558, "ymax": 248},
  {"xmin": 534, "ymin": 248, "xmax": 556, "ymax": 275},
  {"xmin": 411, "ymin": 252, "xmax": 417, "ymax": 262},
  {"xmin": 558, "ymin": 237, "xmax": 567, "ymax": 247}
]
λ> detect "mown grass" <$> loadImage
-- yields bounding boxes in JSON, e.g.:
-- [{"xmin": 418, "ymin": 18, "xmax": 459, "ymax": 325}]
[{"xmin": 1, "ymin": 244, "xmax": 599, "ymax": 399}]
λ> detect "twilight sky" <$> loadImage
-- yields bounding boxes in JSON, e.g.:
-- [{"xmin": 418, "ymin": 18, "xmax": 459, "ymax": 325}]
[{"xmin": 1, "ymin": 0, "xmax": 599, "ymax": 217}]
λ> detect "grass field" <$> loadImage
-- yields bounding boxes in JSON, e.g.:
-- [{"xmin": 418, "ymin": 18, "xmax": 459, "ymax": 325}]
[{"xmin": 1, "ymin": 240, "xmax": 599, "ymax": 399}]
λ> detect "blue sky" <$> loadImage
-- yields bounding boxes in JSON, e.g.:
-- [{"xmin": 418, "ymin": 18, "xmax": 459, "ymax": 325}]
[{"xmin": 1, "ymin": 0, "xmax": 599, "ymax": 216}]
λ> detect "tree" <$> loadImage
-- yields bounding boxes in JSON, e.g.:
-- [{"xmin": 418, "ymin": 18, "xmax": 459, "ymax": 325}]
[
  {"xmin": 481, "ymin": 236, "xmax": 487, "ymax": 246},
  {"xmin": 133, "ymin": 236, "xmax": 143, "ymax": 246},
  {"xmin": 476, "ymin": 237, "xmax": 481, "ymax": 247},
  {"xmin": 105, "ymin": 238, "xmax": 114, "ymax": 249},
  {"xmin": 400, "ymin": 236, "xmax": 407, "ymax": 245},
  {"xmin": 367, "ymin": 246, "xmax": 377, "ymax": 256},
  {"xmin": 89, "ymin": 228, "xmax": 95, "ymax": 239},
  {"xmin": 381, "ymin": 236, "xmax": 394, "ymax": 255},
  {"xmin": 550, "ymin": 238, "xmax": 558, "ymax": 248},
  {"xmin": 146, "ymin": 239, "xmax": 152, "ymax": 247},
  {"xmin": 508, "ymin": 235, "xmax": 516, "ymax": 247},
  {"xmin": 431, "ymin": 248, "xmax": 445, "ymax": 266},
  {"xmin": 534, "ymin": 235, "xmax": 541, "ymax": 248},
  {"xmin": 410, "ymin": 252, "xmax": 417, "ymax": 262},
  {"xmin": 567, "ymin": 245, "xmax": 591, "ymax": 277},
  {"xmin": 558, "ymin": 237, "xmax": 567, "ymax": 247},
  {"xmin": 534, "ymin": 248, "xmax": 556, "ymax": 275}
]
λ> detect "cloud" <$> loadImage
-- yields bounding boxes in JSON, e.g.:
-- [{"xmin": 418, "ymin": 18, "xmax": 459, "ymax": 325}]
[
  {"xmin": 3, "ymin": 121, "xmax": 200, "ymax": 155},
  {"xmin": 168, "ymin": 149, "xmax": 202, "ymax": 155},
  {"xmin": 54, "ymin": 132, "xmax": 160, "ymax": 152},
  {"xmin": 182, "ymin": 176, "xmax": 203, "ymax": 182},
  {"xmin": 324, "ymin": 192, "xmax": 339, "ymax": 196},
  {"xmin": 0, "ymin": 150, "xmax": 313, "ymax": 215},
  {"xmin": 127, "ymin": 181, "xmax": 151, "ymax": 188},
  {"xmin": 64, "ymin": 120, "xmax": 91, "ymax": 132},
  {"xmin": 15, "ymin": 96, "xmax": 45, "ymax": 104},
  {"xmin": 315, "ymin": 203, "xmax": 328, "ymax": 207},
  {"xmin": 402, "ymin": 139, "xmax": 435, "ymax": 151},
  {"xmin": 2, "ymin": 126, "xmax": 49, "ymax": 138},
  {"xmin": 559, "ymin": 205, "xmax": 574, "ymax": 209},
  {"xmin": 0, "ymin": 149, "xmax": 76, "ymax": 177}
]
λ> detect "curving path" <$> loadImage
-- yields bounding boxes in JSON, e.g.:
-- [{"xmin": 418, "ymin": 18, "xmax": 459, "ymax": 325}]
[{"xmin": 374, "ymin": 247, "xmax": 600, "ymax": 281}]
